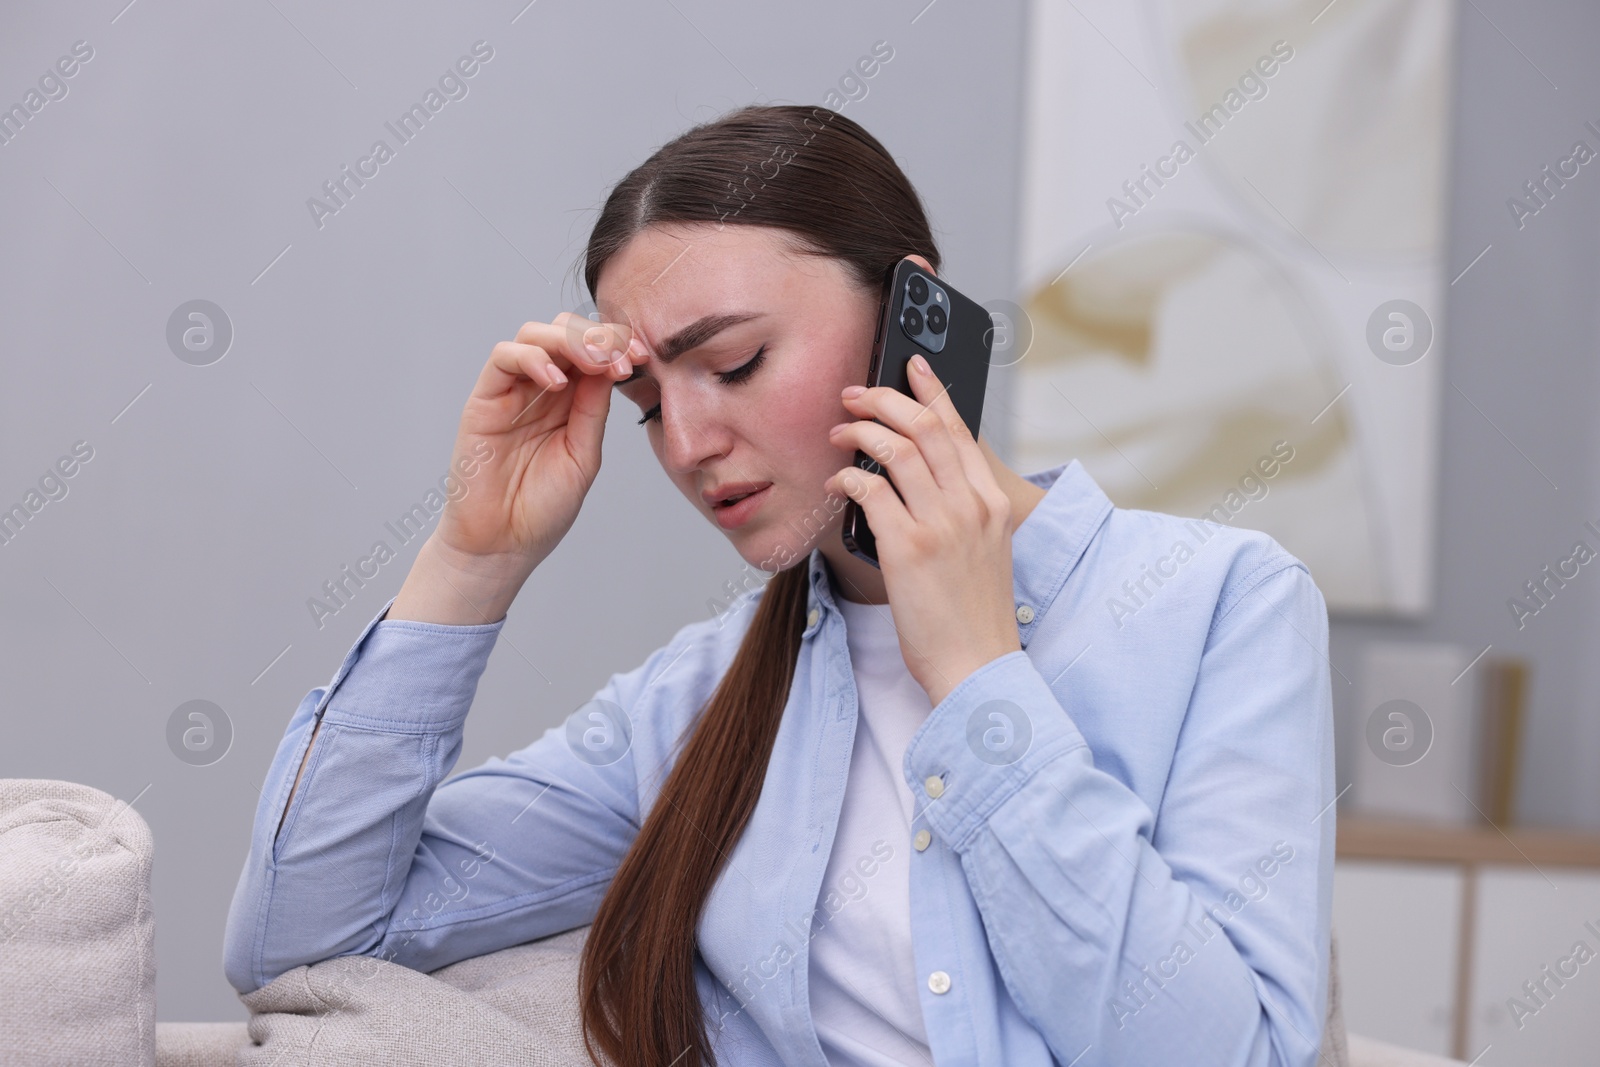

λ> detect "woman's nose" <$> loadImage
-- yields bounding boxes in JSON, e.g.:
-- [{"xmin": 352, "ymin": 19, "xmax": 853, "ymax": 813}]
[{"xmin": 658, "ymin": 394, "xmax": 733, "ymax": 476}]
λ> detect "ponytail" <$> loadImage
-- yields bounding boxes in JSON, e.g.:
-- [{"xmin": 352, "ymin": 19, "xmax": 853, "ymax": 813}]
[{"xmin": 579, "ymin": 563, "xmax": 810, "ymax": 1066}]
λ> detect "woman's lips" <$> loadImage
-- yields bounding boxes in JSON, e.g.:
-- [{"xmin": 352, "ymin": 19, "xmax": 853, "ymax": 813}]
[{"xmin": 713, "ymin": 483, "xmax": 772, "ymax": 529}]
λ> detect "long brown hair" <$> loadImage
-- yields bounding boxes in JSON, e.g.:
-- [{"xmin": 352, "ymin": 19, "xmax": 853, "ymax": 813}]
[{"xmin": 575, "ymin": 103, "xmax": 940, "ymax": 1067}]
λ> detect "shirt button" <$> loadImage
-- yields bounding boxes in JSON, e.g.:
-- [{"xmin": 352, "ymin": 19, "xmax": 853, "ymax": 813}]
[
  {"xmin": 924, "ymin": 775, "xmax": 945, "ymax": 799},
  {"xmin": 807, "ymin": 606, "xmax": 820, "ymax": 628},
  {"xmin": 928, "ymin": 970, "xmax": 951, "ymax": 995},
  {"xmin": 913, "ymin": 829, "xmax": 932, "ymax": 851},
  {"xmin": 1015, "ymin": 603, "xmax": 1035, "ymax": 625}
]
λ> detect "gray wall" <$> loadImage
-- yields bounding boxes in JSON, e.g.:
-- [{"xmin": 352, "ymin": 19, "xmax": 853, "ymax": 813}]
[
  {"xmin": 0, "ymin": 0, "xmax": 1029, "ymax": 1023},
  {"xmin": 1326, "ymin": 1, "xmax": 1600, "ymax": 829},
  {"xmin": 2, "ymin": 0, "xmax": 1596, "ymax": 1028}
]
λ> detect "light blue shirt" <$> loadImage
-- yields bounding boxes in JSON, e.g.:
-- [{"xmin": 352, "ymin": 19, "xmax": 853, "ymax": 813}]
[{"xmin": 224, "ymin": 459, "xmax": 1335, "ymax": 1066}]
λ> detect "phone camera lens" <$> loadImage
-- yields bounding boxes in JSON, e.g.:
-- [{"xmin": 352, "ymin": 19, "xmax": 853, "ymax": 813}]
[
  {"xmin": 907, "ymin": 275, "xmax": 929, "ymax": 305},
  {"xmin": 925, "ymin": 304, "xmax": 947, "ymax": 334},
  {"xmin": 901, "ymin": 305, "xmax": 924, "ymax": 335}
]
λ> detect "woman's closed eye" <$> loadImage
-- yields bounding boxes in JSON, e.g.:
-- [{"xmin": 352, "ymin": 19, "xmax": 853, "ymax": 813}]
[{"xmin": 637, "ymin": 344, "xmax": 768, "ymax": 425}]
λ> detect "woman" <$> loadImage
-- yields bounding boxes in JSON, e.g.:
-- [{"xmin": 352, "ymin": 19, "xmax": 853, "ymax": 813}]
[{"xmin": 223, "ymin": 104, "xmax": 1335, "ymax": 1067}]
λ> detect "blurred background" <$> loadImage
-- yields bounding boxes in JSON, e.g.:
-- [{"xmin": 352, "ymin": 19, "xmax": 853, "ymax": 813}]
[{"xmin": 1, "ymin": 0, "xmax": 1597, "ymax": 1061}]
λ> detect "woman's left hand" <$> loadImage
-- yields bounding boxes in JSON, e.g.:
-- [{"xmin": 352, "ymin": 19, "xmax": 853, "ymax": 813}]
[{"xmin": 824, "ymin": 353, "xmax": 1022, "ymax": 707}]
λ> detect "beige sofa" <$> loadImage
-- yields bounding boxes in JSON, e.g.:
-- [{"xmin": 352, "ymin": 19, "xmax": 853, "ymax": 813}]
[{"xmin": 0, "ymin": 779, "xmax": 1464, "ymax": 1066}]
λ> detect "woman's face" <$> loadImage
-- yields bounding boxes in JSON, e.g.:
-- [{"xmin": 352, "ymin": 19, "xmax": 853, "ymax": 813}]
[{"xmin": 595, "ymin": 221, "xmax": 906, "ymax": 573}]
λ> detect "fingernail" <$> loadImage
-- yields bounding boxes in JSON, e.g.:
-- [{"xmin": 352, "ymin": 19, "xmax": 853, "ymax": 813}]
[
  {"xmin": 583, "ymin": 328, "xmax": 607, "ymax": 348},
  {"xmin": 911, "ymin": 354, "xmax": 930, "ymax": 375},
  {"xmin": 549, "ymin": 365, "xmax": 568, "ymax": 385},
  {"xmin": 828, "ymin": 422, "xmax": 849, "ymax": 435},
  {"xmin": 842, "ymin": 385, "xmax": 866, "ymax": 398}
]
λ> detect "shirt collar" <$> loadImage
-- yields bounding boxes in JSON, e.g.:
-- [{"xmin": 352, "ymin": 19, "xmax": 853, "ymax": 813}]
[{"xmin": 805, "ymin": 458, "xmax": 1113, "ymax": 645}]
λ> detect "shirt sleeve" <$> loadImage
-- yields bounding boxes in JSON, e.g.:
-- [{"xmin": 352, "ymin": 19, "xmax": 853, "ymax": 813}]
[
  {"xmin": 222, "ymin": 595, "xmax": 657, "ymax": 995},
  {"xmin": 902, "ymin": 562, "xmax": 1336, "ymax": 1067}
]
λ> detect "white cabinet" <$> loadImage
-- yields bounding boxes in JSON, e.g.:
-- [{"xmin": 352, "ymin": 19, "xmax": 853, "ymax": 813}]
[
  {"xmin": 1333, "ymin": 861, "xmax": 1462, "ymax": 1056},
  {"xmin": 1466, "ymin": 868, "xmax": 1600, "ymax": 1065},
  {"xmin": 1335, "ymin": 858, "xmax": 1600, "ymax": 1065}
]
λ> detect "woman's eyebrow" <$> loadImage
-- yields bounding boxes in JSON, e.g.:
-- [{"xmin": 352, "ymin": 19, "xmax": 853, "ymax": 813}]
[{"xmin": 615, "ymin": 311, "xmax": 766, "ymax": 386}]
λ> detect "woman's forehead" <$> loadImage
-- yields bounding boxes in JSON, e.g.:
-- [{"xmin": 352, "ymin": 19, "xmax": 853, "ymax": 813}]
[{"xmin": 594, "ymin": 225, "xmax": 821, "ymax": 330}]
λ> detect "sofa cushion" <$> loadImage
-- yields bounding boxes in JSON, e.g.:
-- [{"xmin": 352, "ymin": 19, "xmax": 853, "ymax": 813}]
[
  {"xmin": 239, "ymin": 925, "xmax": 606, "ymax": 1066},
  {"xmin": 1326, "ymin": 929, "xmax": 1351, "ymax": 1067},
  {"xmin": 156, "ymin": 1021, "xmax": 251, "ymax": 1066},
  {"xmin": 244, "ymin": 921, "xmax": 1351, "ymax": 1065},
  {"xmin": 0, "ymin": 778, "xmax": 157, "ymax": 1066}
]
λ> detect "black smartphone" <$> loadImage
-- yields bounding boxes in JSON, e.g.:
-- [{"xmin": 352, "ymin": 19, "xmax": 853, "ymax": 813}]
[{"xmin": 840, "ymin": 256, "xmax": 993, "ymax": 568}]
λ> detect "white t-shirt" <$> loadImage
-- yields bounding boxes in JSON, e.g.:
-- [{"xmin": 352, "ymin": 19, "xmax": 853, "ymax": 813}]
[{"xmin": 807, "ymin": 594, "xmax": 935, "ymax": 1065}]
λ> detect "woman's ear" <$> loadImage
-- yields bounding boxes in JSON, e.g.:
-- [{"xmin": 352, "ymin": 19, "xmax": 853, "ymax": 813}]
[{"xmin": 904, "ymin": 253, "xmax": 936, "ymax": 277}]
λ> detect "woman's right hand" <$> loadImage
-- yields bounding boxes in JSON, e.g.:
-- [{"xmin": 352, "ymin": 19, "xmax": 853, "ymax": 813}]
[{"xmin": 389, "ymin": 313, "xmax": 645, "ymax": 624}]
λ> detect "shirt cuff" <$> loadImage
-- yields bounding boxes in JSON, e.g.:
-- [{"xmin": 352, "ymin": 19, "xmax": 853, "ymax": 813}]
[
  {"xmin": 903, "ymin": 650, "xmax": 1090, "ymax": 848},
  {"xmin": 314, "ymin": 594, "xmax": 507, "ymax": 731}
]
